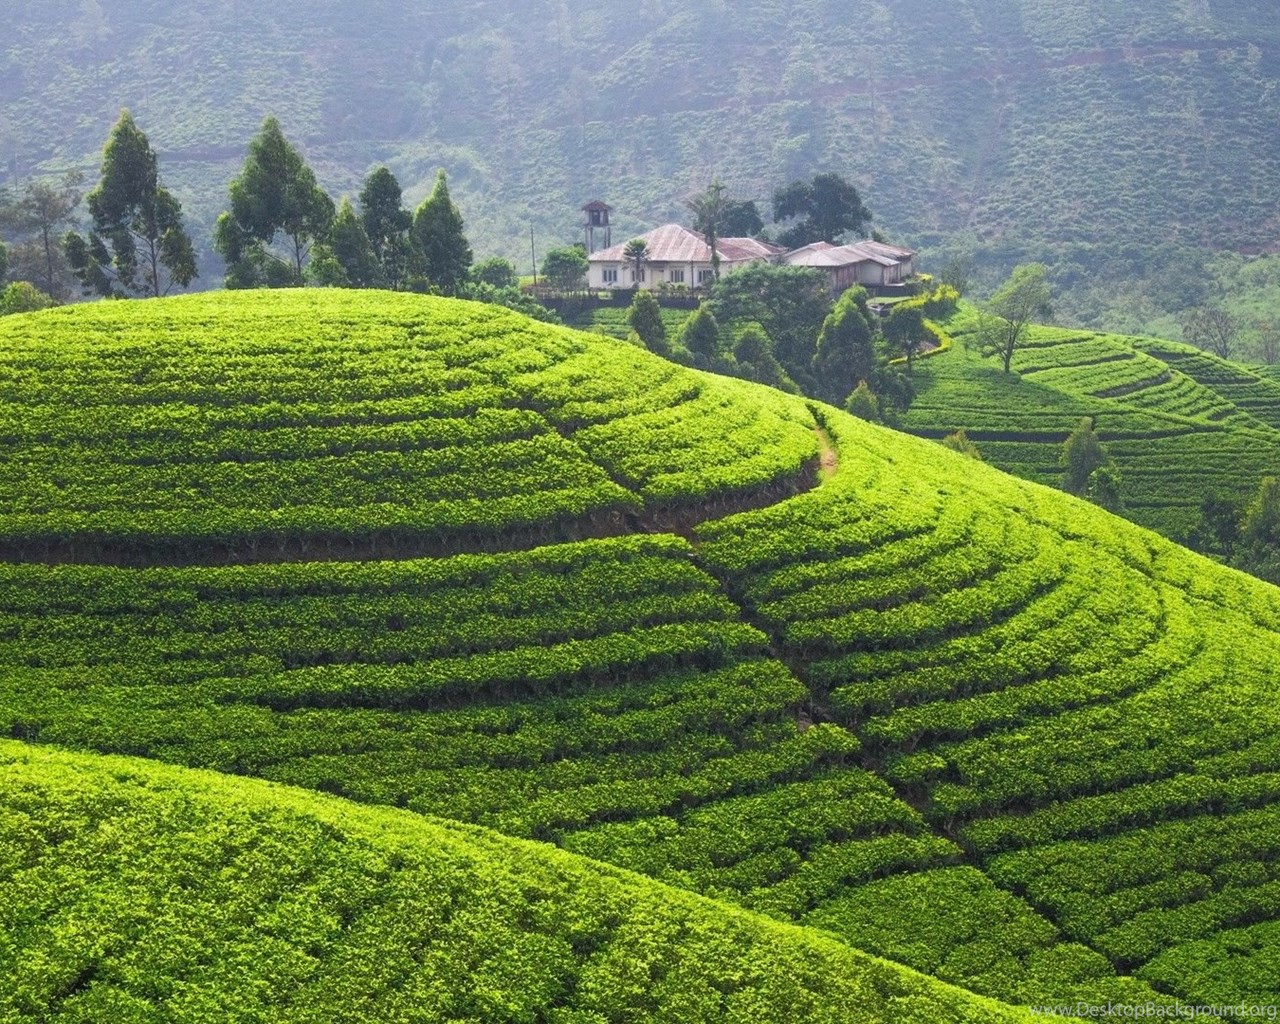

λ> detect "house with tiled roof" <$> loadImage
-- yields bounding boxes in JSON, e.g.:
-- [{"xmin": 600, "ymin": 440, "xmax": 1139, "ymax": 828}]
[
  {"xmin": 587, "ymin": 224, "xmax": 784, "ymax": 291},
  {"xmin": 780, "ymin": 240, "xmax": 917, "ymax": 292}
]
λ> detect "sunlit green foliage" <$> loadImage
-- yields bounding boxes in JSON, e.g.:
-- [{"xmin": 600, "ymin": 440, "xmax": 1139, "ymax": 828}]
[
  {"xmin": 0, "ymin": 282, "xmax": 55, "ymax": 316},
  {"xmin": 0, "ymin": 291, "xmax": 818, "ymax": 555},
  {"xmin": 627, "ymin": 288, "xmax": 668, "ymax": 355},
  {"xmin": 0, "ymin": 742, "xmax": 1031, "ymax": 1024},
  {"xmin": 698, "ymin": 404, "xmax": 1280, "ymax": 1005},
  {"xmin": 7, "ymin": 291, "xmax": 1280, "ymax": 1012},
  {"xmin": 903, "ymin": 308, "xmax": 1280, "ymax": 543}
]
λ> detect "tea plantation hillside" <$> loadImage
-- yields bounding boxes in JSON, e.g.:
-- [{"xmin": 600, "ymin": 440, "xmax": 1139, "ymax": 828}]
[
  {"xmin": 902, "ymin": 309, "xmax": 1280, "ymax": 541},
  {"xmin": 0, "ymin": 290, "xmax": 818, "ymax": 561},
  {"xmin": 0, "ymin": 742, "xmax": 1031, "ymax": 1023},
  {"xmin": 4, "ymin": 292, "xmax": 1280, "ymax": 1013}
]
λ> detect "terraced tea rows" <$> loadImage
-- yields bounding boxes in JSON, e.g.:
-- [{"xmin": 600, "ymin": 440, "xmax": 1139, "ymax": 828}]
[
  {"xmin": 1132, "ymin": 339, "xmax": 1280, "ymax": 433},
  {"xmin": 0, "ymin": 515, "xmax": 1163, "ymax": 1009},
  {"xmin": 6, "ymin": 292, "xmax": 1280, "ymax": 1015},
  {"xmin": 0, "ymin": 291, "xmax": 817, "ymax": 561},
  {"xmin": 698, "ymin": 407, "xmax": 1280, "ymax": 1002},
  {"xmin": 903, "ymin": 312, "xmax": 1280, "ymax": 540},
  {"xmin": 0, "ymin": 742, "xmax": 1028, "ymax": 1024},
  {"xmin": 0, "ymin": 534, "xmax": 924, "ymax": 889}
]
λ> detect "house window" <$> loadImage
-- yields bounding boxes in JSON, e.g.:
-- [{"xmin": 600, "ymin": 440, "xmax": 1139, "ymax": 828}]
[
  {"xmin": 669, "ymin": 269, "xmax": 685, "ymax": 284},
  {"xmin": 631, "ymin": 269, "xmax": 645, "ymax": 283},
  {"xmin": 602, "ymin": 268, "xmax": 618, "ymax": 284},
  {"xmin": 697, "ymin": 269, "xmax": 714, "ymax": 285}
]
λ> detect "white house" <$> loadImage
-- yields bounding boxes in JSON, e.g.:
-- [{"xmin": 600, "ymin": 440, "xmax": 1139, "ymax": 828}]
[
  {"xmin": 780, "ymin": 240, "xmax": 917, "ymax": 292},
  {"xmin": 587, "ymin": 224, "xmax": 783, "ymax": 290}
]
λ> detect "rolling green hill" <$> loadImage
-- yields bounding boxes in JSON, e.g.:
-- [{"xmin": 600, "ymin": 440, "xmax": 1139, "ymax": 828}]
[
  {"xmin": 4, "ymin": 291, "xmax": 1280, "ymax": 1013},
  {"xmin": 902, "ymin": 308, "xmax": 1280, "ymax": 541},
  {"xmin": 0, "ymin": 741, "xmax": 1028, "ymax": 1023},
  {"xmin": 4, "ymin": 0, "xmax": 1280, "ymax": 324}
]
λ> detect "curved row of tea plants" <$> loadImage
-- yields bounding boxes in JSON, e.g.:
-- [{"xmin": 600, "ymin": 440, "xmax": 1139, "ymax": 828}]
[
  {"xmin": 0, "ymin": 531, "xmax": 1155, "ymax": 1008},
  {"xmin": 1131, "ymin": 338, "xmax": 1280, "ymax": 434},
  {"xmin": 0, "ymin": 292, "xmax": 817, "ymax": 559},
  {"xmin": 903, "ymin": 311, "xmax": 1280, "ymax": 540},
  {"xmin": 697, "ymin": 407, "xmax": 1280, "ymax": 1005},
  {"xmin": 0, "ymin": 740, "xmax": 1031, "ymax": 1024},
  {"xmin": 0, "ymin": 536, "xmax": 944, "ymax": 916}
]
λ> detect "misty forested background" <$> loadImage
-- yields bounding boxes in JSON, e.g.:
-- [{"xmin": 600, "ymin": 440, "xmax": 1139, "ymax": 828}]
[{"xmin": 3, "ymin": 0, "xmax": 1279, "ymax": 332}]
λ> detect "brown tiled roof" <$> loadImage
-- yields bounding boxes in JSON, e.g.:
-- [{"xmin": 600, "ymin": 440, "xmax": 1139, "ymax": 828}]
[
  {"xmin": 859, "ymin": 240, "xmax": 915, "ymax": 260},
  {"xmin": 589, "ymin": 224, "xmax": 780, "ymax": 263},
  {"xmin": 781, "ymin": 239, "xmax": 912, "ymax": 268},
  {"xmin": 718, "ymin": 237, "xmax": 786, "ymax": 260}
]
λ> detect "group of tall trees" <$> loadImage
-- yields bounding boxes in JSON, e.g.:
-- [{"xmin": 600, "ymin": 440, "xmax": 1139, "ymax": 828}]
[
  {"xmin": 213, "ymin": 116, "xmax": 471, "ymax": 294},
  {"xmin": 1189, "ymin": 476, "xmax": 1280, "ymax": 584},
  {"xmin": 625, "ymin": 283, "xmax": 794, "ymax": 394},
  {"xmin": 1, "ymin": 110, "xmax": 477, "ymax": 307},
  {"xmin": 4, "ymin": 113, "xmax": 877, "ymax": 313}
]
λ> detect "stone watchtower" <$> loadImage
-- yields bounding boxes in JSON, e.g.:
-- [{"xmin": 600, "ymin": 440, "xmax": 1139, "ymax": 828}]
[{"xmin": 582, "ymin": 199, "xmax": 612, "ymax": 254}]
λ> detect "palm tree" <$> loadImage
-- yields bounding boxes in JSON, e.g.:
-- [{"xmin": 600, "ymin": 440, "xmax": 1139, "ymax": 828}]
[
  {"xmin": 686, "ymin": 180, "xmax": 727, "ymax": 283},
  {"xmin": 623, "ymin": 238, "xmax": 649, "ymax": 287}
]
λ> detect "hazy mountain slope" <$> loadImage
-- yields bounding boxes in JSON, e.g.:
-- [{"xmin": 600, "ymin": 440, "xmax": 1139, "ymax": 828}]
[{"xmin": 3, "ymin": 0, "xmax": 1278, "ymax": 318}]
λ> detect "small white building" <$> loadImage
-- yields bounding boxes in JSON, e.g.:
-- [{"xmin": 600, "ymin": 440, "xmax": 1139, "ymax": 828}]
[
  {"xmin": 587, "ymin": 224, "xmax": 783, "ymax": 290},
  {"xmin": 780, "ymin": 240, "xmax": 917, "ymax": 292}
]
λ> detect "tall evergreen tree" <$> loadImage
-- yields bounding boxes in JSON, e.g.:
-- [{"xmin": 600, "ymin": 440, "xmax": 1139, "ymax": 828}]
[
  {"xmin": 812, "ymin": 285, "xmax": 876, "ymax": 405},
  {"xmin": 358, "ymin": 166, "xmax": 413, "ymax": 289},
  {"xmin": 734, "ymin": 322, "xmax": 797, "ymax": 392},
  {"xmin": 1061, "ymin": 417, "xmax": 1107, "ymax": 496},
  {"xmin": 214, "ymin": 115, "xmax": 335, "ymax": 287},
  {"xmin": 845, "ymin": 379, "xmax": 882, "ymax": 422},
  {"xmin": 411, "ymin": 169, "xmax": 471, "ymax": 295},
  {"xmin": 680, "ymin": 306, "xmax": 721, "ymax": 365},
  {"xmin": 326, "ymin": 199, "xmax": 381, "ymax": 287},
  {"xmin": 628, "ymin": 289, "xmax": 668, "ymax": 356},
  {"xmin": 63, "ymin": 110, "xmax": 196, "ymax": 299}
]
